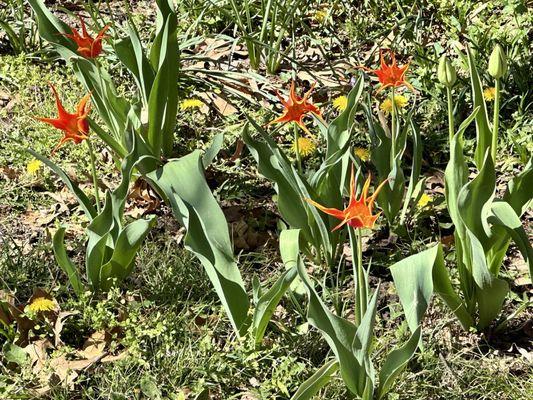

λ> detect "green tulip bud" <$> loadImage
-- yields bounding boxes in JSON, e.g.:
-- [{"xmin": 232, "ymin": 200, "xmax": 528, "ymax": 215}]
[
  {"xmin": 437, "ymin": 55, "xmax": 456, "ymax": 88},
  {"xmin": 488, "ymin": 44, "xmax": 507, "ymax": 79}
]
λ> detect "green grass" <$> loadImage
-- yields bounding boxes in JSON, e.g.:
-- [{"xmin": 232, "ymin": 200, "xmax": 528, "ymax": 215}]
[{"xmin": 1, "ymin": 0, "xmax": 532, "ymax": 399}]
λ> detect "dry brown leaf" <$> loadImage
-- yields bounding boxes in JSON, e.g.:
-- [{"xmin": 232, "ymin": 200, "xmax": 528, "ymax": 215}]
[
  {"xmin": 53, "ymin": 311, "xmax": 79, "ymax": 347},
  {"xmin": 77, "ymin": 330, "xmax": 108, "ymax": 359},
  {"xmin": 0, "ymin": 165, "xmax": 19, "ymax": 180},
  {"xmin": 198, "ymin": 92, "xmax": 238, "ymax": 116}
]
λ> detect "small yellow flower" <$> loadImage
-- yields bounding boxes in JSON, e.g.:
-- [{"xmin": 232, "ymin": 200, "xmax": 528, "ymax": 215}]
[
  {"xmin": 354, "ymin": 147, "xmax": 370, "ymax": 162},
  {"xmin": 417, "ymin": 193, "xmax": 433, "ymax": 208},
  {"xmin": 179, "ymin": 98, "xmax": 204, "ymax": 111},
  {"xmin": 291, "ymin": 137, "xmax": 316, "ymax": 158},
  {"xmin": 380, "ymin": 94, "xmax": 408, "ymax": 114},
  {"xmin": 27, "ymin": 297, "xmax": 56, "ymax": 313},
  {"xmin": 26, "ymin": 159, "xmax": 43, "ymax": 175},
  {"xmin": 483, "ymin": 87, "xmax": 496, "ymax": 102},
  {"xmin": 333, "ymin": 95, "xmax": 348, "ymax": 112},
  {"xmin": 314, "ymin": 10, "xmax": 327, "ymax": 23}
]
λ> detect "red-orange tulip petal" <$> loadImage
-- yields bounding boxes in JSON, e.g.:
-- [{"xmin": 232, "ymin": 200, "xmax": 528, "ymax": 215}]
[
  {"xmin": 36, "ymin": 84, "xmax": 91, "ymax": 154},
  {"xmin": 359, "ymin": 49, "xmax": 413, "ymax": 93},
  {"xmin": 64, "ymin": 16, "xmax": 109, "ymax": 59},
  {"xmin": 306, "ymin": 166, "xmax": 388, "ymax": 231},
  {"xmin": 269, "ymin": 81, "xmax": 321, "ymax": 135}
]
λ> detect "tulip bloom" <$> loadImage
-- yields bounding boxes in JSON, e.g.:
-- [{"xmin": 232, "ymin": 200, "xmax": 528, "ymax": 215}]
[
  {"xmin": 359, "ymin": 49, "xmax": 413, "ymax": 93},
  {"xmin": 36, "ymin": 85, "xmax": 91, "ymax": 153},
  {"xmin": 64, "ymin": 16, "xmax": 109, "ymax": 59},
  {"xmin": 269, "ymin": 81, "xmax": 322, "ymax": 135},
  {"xmin": 306, "ymin": 167, "xmax": 388, "ymax": 231}
]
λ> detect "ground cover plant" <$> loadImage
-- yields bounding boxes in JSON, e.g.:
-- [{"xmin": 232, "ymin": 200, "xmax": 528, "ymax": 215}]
[{"xmin": 1, "ymin": 0, "xmax": 532, "ymax": 399}]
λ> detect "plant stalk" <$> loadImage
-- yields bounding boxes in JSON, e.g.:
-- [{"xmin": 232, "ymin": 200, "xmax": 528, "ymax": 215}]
[
  {"xmin": 390, "ymin": 87, "xmax": 396, "ymax": 168},
  {"xmin": 86, "ymin": 139, "xmax": 101, "ymax": 213},
  {"xmin": 446, "ymin": 86, "xmax": 454, "ymax": 143},
  {"xmin": 293, "ymin": 123, "xmax": 302, "ymax": 174},
  {"xmin": 491, "ymin": 78, "xmax": 501, "ymax": 163}
]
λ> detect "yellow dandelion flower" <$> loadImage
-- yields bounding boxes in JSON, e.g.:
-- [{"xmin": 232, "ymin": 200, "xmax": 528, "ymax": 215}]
[
  {"xmin": 354, "ymin": 147, "xmax": 370, "ymax": 162},
  {"xmin": 291, "ymin": 137, "xmax": 316, "ymax": 158},
  {"xmin": 417, "ymin": 193, "xmax": 433, "ymax": 208},
  {"xmin": 483, "ymin": 87, "xmax": 496, "ymax": 102},
  {"xmin": 26, "ymin": 159, "xmax": 43, "ymax": 175},
  {"xmin": 179, "ymin": 98, "xmax": 204, "ymax": 111},
  {"xmin": 380, "ymin": 94, "xmax": 408, "ymax": 114},
  {"xmin": 333, "ymin": 95, "xmax": 348, "ymax": 112},
  {"xmin": 314, "ymin": 10, "xmax": 327, "ymax": 23},
  {"xmin": 27, "ymin": 297, "xmax": 56, "ymax": 313}
]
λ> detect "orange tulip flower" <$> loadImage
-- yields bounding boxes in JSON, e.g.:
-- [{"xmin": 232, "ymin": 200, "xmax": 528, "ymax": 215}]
[
  {"xmin": 64, "ymin": 16, "xmax": 109, "ymax": 59},
  {"xmin": 306, "ymin": 167, "xmax": 388, "ymax": 231},
  {"xmin": 36, "ymin": 85, "xmax": 92, "ymax": 154},
  {"xmin": 359, "ymin": 49, "xmax": 413, "ymax": 93},
  {"xmin": 269, "ymin": 81, "xmax": 322, "ymax": 135}
]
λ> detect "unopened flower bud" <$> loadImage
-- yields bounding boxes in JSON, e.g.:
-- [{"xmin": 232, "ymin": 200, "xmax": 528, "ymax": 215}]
[
  {"xmin": 488, "ymin": 44, "xmax": 507, "ymax": 79},
  {"xmin": 437, "ymin": 55, "xmax": 456, "ymax": 88}
]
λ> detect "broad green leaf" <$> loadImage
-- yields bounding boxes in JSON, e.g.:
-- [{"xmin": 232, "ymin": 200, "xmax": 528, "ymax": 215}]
[
  {"xmin": 202, "ymin": 133, "xmax": 224, "ymax": 168},
  {"xmin": 503, "ymin": 158, "xmax": 533, "ymax": 216},
  {"xmin": 465, "ymin": 230, "xmax": 508, "ymax": 329},
  {"xmin": 377, "ymin": 326, "xmax": 421, "ymax": 399},
  {"xmin": 100, "ymin": 216, "xmax": 156, "ymax": 291},
  {"xmin": 243, "ymin": 121, "xmax": 333, "ymax": 262},
  {"xmin": 71, "ymin": 58, "xmax": 131, "ymax": 142},
  {"xmin": 27, "ymin": 0, "xmax": 73, "ymax": 50},
  {"xmin": 390, "ymin": 244, "xmax": 473, "ymax": 331},
  {"xmin": 252, "ymin": 230, "xmax": 299, "ymax": 345},
  {"xmin": 295, "ymin": 235, "xmax": 364, "ymax": 396},
  {"xmin": 146, "ymin": 152, "xmax": 249, "ymax": 336},
  {"xmin": 24, "ymin": 148, "xmax": 97, "ymax": 220},
  {"xmin": 252, "ymin": 267, "xmax": 297, "ymax": 345},
  {"xmin": 324, "ymin": 77, "xmax": 364, "ymax": 158},
  {"xmin": 489, "ymin": 201, "xmax": 533, "ymax": 280},
  {"xmin": 486, "ymin": 159, "xmax": 533, "ymax": 272},
  {"xmin": 291, "ymin": 359, "xmax": 339, "ymax": 400},
  {"xmin": 53, "ymin": 227, "xmax": 84, "ymax": 295},
  {"xmin": 466, "ymin": 47, "xmax": 491, "ymax": 170},
  {"xmin": 457, "ymin": 151, "xmax": 495, "ymax": 247},
  {"xmin": 147, "ymin": 13, "xmax": 179, "ymax": 157},
  {"xmin": 114, "ymin": 22, "xmax": 155, "ymax": 105},
  {"xmin": 400, "ymin": 118, "xmax": 422, "ymax": 221}
]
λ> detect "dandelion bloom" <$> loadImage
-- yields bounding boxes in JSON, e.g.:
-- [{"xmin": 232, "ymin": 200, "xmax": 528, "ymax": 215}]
[
  {"xmin": 27, "ymin": 297, "xmax": 56, "ymax": 313},
  {"xmin": 359, "ymin": 49, "xmax": 413, "ymax": 93},
  {"xmin": 354, "ymin": 147, "xmax": 370, "ymax": 162},
  {"xmin": 36, "ymin": 85, "xmax": 91, "ymax": 154},
  {"xmin": 269, "ymin": 81, "xmax": 322, "ymax": 135},
  {"xmin": 291, "ymin": 137, "xmax": 316, "ymax": 158},
  {"xmin": 306, "ymin": 166, "xmax": 388, "ymax": 231},
  {"xmin": 64, "ymin": 16, "xmax": 109, "ymax": 59},
  {"xmin": 380, "ymin": 94, "xmax": 408, "ymax": 114},
  {"xmin": 417, "ymin": 193, "xmax": 433, "ymax": 208},
  {"xmin": 180, "ymin": 98, "xmax": 205, "ymax": 111},
  {"xmin": 483, "ymin": 87, "xmax": 496, "ymax": 102},
  {"xmin": 333, "ymin": 95, "xmax": 348, "ymax": 111},
  {"xmin": 26, "ymin": 159, "xmax": 43, "ymax": 175}
]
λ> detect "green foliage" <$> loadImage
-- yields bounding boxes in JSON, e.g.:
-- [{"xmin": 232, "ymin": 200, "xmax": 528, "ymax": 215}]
[
  {"xmin": 244, "ymin": 81, "xmax": 365, "ymax": 267},
  {"xmin": 290, "ymin": 229, "xmax": 421, "ymax": 399}
]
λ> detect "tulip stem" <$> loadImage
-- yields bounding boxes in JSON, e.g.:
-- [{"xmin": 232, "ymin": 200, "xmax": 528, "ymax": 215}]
[
  {"xmin": 491, "ymin": 78, "xmax": 501, "ymax": 163},
  {"xmin": 390, "ymin": 87, "xmax": 396, "ymax": 168},
  {"xmin": 349, "ymin": 226, "xmax": 366, "ymax": 326},
  {"xmin": 356, "ymin": 227, "xmax": 366, "ymax": 322},
  {"xmin": 293, "ymin": 123, "xmax": 302, "ymax": 174},
  {"xmin": 446, "ymin": 86, "xmax": 454, "ymax": 143},
  {"xmin": 86, "ymin": 139, "xmax": 101, "ymax": 213}
]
